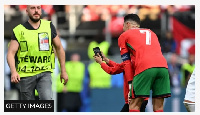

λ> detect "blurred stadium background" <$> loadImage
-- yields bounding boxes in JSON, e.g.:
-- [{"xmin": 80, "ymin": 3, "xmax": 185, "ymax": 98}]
[{"xmin": 4, "ymin": 5, "xmax": 195, "ymax": 112}]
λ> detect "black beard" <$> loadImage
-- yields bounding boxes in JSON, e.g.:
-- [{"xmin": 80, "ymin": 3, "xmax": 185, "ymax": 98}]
[{"xmin": 29, "ymin": 15, "xmax": 41, "ymax": 23}]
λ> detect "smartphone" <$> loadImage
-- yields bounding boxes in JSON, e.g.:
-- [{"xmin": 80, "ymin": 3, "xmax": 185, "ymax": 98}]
[{"xmin": 93, "ymin": 47, "xmax": 103, "ymax": 59}]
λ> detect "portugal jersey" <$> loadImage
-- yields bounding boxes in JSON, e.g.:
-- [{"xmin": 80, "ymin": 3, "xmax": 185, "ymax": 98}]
[{"xmin": 118, "ymin": 28, "xmax": 168, "ymax": 78}]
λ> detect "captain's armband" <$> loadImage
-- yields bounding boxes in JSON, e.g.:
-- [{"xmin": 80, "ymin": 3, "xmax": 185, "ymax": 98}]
[{"xmin": 121, "ymin": 53, "xmax": 131, "ymax": 62}]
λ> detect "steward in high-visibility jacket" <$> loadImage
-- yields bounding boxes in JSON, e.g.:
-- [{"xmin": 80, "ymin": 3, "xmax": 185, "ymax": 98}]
[
  {"xmin": 9, "ymin": 16, "xmax": 64, "ymax": 100},
  {"xmin": 56, "ymin": 54, "xmax": 85, "ymax": 112},
  {"xmin": 13, "ymin": 19, "xmax": 55, "ymax": 77},
  {"xmin": 87, "ymin": 40, "xmax": 111, "ymax": 88}
]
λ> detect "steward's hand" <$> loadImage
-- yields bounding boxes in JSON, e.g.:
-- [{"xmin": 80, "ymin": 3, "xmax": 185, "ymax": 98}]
[
  {"xmin": 60, "ymin": 71, "xmax": 68, "ymax": 85},
  {"xmin": 11, "ymin": 71, "xmax": 20, "ymax": 83}
]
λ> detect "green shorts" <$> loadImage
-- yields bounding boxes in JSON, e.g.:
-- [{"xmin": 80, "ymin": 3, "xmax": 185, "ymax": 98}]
[{"xmin": 130, "ymin": 67, "xmax": 171, "ymax": 98}]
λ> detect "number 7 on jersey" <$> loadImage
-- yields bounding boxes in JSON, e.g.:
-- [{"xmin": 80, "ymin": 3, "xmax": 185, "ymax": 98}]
[{"xmin": 139, "ymin": 30, "xmax": 151, "ymax": 45}]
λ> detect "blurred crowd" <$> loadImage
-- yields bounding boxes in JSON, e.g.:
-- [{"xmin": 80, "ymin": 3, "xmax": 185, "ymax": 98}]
[
  {"xmin": 5, "ymin": 5, "xmax": 191, "ymax": 20},
  {"xmin": 4, "ymin": 5, "xmax": 195, "ymax": 112},
  {"xmin": 4, "ymin": 5, "xmax": 194, "ymax": 36}
]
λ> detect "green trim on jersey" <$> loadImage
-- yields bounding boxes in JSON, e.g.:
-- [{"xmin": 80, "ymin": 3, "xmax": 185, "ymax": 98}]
[{"xmin": 126, "ymin": 43, "xmax": 135, "ymax": 51}]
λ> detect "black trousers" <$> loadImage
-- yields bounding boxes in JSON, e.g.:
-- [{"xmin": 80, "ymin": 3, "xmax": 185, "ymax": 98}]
[
  {"xmin": 63, "ymin": 92, "xmax": 82, "ymax": 112},
  {"xmin": 120, "ymin": 100, "xmax": 148, "ymax": 112}
]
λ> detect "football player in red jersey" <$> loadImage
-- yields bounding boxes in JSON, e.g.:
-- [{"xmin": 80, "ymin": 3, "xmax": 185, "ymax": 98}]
[{"xmin": 117, "ymin": 14, "xmax": 171, "ymax": 112}]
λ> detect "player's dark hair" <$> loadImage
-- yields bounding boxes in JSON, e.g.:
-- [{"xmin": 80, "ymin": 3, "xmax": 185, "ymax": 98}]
[{"xmin": 124, "ymin": 14, "xmax": 140, "ymax": 25}]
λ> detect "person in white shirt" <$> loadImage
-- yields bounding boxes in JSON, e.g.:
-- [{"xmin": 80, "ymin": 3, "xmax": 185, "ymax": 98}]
[{"xmin": 183, "ymin": 68, "xmax": 195, "ymax": 112}]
